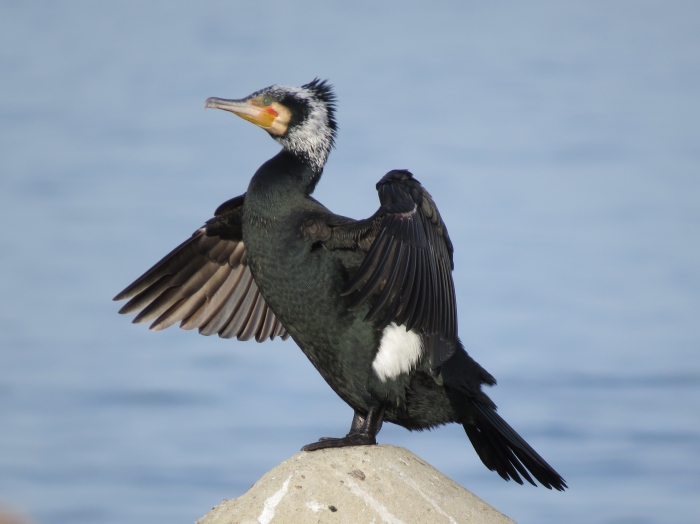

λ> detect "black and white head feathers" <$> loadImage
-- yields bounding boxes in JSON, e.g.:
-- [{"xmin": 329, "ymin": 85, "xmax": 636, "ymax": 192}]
[{"xmin": 253, "ymin": 78, "xmax": 338, "ymax": 172}]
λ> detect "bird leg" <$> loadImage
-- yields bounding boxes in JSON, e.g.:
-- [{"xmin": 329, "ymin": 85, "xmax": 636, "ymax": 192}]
[{"xmin": 301, "ymin": 404, "xmax": 386, "ymax": 452}]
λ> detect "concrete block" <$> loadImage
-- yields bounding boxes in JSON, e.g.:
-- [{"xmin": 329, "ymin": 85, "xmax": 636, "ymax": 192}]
[{"xmin": 197, "ymin": 445, "xmax": 516, "ymax": 524}]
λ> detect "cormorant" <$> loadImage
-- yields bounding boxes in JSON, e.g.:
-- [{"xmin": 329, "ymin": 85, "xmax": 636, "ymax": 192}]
[{"xmin": 114, "ymin": 79, "xmax": 567, "ymax": 490}]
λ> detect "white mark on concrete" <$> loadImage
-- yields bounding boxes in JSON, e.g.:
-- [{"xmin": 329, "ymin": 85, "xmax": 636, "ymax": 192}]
[
  {"xmin": 258, "ymin": 475, "xmax": 291, "ymax": 524},
  {"xmin": 305, "ymin": 500, "xmax": 325, "ymax": 513},
  {"xmin": 390, "ymin": 463, "xmax": 457, "ymax": 524},
  {"xmin": 373, "ymin": 323, "xmax": 423, "ymax": 381},
  {"xmin": 344, "ymin": 478, "xmax": 406, "ymax": 524}
]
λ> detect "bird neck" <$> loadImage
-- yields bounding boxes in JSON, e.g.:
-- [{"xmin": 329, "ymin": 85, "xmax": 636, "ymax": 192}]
[{"xmin": 245, "ymin": 150, "xmax": 323, "ymax": 214}]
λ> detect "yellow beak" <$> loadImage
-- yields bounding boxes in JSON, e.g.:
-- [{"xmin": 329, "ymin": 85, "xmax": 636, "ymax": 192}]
[{"xmin": 205, "ymin": 97, "xmax": 277, "ymax": 128}]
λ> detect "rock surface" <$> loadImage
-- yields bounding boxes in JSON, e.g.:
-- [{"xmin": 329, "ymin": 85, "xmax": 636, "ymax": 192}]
[{"xmin": 197, "ymin": 445, "xmax": 516, "ymax": 524}]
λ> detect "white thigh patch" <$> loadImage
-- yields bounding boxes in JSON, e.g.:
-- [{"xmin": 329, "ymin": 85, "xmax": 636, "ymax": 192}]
[{"xmin": 372, "ymin": 323, "xmax": 423, "ymax": 382}]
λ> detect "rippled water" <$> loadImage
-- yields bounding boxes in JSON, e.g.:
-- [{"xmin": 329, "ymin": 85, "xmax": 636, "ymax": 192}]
[{"xmin": 1, "ymin": 2, "xmax": 699, "ymax": 523}]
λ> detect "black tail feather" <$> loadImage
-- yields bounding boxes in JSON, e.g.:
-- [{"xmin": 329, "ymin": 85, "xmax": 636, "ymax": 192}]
[
  {"xmin": 440, "ymin": 342, "xmax": 566, "ymax": 490},
  {"xmin": 468, "ymin": 401, "xmax": 567, "ymax": 491},
  {"xmin": 465, "ymin": 424, "xmax": 530, "ymax": 486}
]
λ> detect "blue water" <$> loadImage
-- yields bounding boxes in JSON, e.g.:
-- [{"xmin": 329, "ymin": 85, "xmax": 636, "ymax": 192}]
[{"xmin": 1, "ymin": 2, "xmax": 699, "ymax": 523}]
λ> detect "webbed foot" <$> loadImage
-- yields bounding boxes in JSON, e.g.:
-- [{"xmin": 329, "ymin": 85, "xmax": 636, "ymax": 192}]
[
  {"xmin": 301, "ymin": 404, "xmax": 386, "ymax": 452},
  {"xmin": 301, "ymin": 433, "xmax": 376, "ymax": 451}
]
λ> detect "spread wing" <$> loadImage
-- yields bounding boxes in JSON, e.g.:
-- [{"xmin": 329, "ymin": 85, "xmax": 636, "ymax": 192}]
[
  {"xmin": 317, "ymin": 169, "xmax": 457, "ymax": 369},
  {"xmin": 113, "ymin": 194, "xmax": 289, "ymax": 342}
]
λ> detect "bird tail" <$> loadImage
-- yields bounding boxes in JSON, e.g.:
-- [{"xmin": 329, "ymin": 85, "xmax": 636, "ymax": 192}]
[{"xmin": 440, "ymin": 346, "xmax": 567, "ymax": 491}]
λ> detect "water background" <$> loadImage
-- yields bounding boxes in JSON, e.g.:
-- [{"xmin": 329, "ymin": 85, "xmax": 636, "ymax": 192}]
[{"xmin": 1, "ymin": 2, "xmax": 699, "ymax": 523}]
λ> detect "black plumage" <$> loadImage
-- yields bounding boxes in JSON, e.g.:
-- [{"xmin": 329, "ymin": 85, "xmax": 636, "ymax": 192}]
[{"xmin": 114, "ymin": 79, "xmax": 567, "ymax": 491}]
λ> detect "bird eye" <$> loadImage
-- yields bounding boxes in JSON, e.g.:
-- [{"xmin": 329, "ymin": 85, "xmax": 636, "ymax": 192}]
[{"xmin": 262, "ymin": 96, "xmax": 272, "ymax": 106}]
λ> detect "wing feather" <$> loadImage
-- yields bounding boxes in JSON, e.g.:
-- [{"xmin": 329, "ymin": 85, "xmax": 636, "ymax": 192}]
[
  {"xmin": 221, "ymin": 282, "xmax": 259, "ymax": 339},
  {"xmin": 114, "ymin": 193, "xmax": 288, "ymax": 343},
  {"xmin": 321, "ymin": 170, "xmax": 457, "ymax": 370}
]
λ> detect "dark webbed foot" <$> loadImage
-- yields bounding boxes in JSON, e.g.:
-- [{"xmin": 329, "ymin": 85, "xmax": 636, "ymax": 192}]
[
  {"xmin": 301, "ymin": 433, "xmax": 376, "ymax": 451},
  {"xmin": 302, "ymin": 404, "xmax": 386, "ymax": 452}
]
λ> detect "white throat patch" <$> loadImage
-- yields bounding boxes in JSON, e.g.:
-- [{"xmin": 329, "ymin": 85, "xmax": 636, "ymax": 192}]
[{"xmin": 372, "ymin": 323, "xmax": 424, "ymax": 382}]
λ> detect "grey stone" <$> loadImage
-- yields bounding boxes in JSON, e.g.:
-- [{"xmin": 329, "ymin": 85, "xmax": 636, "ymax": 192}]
[{"xmin": 197, "ymin": 445, "xmax": 516, "ymax": 524}]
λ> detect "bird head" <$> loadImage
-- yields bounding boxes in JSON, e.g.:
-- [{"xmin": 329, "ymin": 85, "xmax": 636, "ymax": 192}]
[{"xmin": 205, "ymin": 79, "xmax": 337, "ymax": 172}]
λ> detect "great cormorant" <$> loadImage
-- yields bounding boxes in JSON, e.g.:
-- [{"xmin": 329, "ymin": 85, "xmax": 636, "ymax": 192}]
[{"xmin": 114, "ymin": 79, "xmax": 567, "ymax": 490}]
